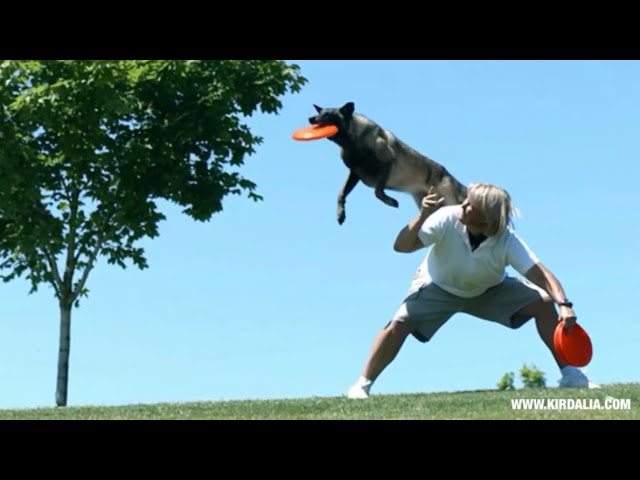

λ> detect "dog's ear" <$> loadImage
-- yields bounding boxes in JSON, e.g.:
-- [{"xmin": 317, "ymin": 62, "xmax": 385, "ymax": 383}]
[
  {"xmin": 340, "ymin": 102, "xmax": 355, "ymax": 117},
  {"xmin": 313, "ymin": 104, "xmax": 323, "ymax": 114}
]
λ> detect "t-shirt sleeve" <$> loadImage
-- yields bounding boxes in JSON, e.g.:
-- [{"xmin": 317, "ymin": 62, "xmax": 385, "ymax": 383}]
[
  {"xmin": 418, "ymin": 207, "xmax": 451, "ymax": 248},
  {"xmin": 506, "ymin": 231, "xmax": 540, "ymax": 276}
]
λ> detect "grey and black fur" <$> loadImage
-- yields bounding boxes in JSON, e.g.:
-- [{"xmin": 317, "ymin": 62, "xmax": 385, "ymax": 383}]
[{"xmin": 309, "ymin": 102, "xmax": 468, "ymax": 225}]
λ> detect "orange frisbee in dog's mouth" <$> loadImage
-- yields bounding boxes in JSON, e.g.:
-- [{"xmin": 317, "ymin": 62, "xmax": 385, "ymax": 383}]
[{"xmin": 292, "ymin": 124, "xmax": 338, "ymax": 141}]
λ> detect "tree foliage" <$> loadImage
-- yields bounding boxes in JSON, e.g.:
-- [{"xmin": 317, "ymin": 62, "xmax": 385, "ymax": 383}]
[
  {"xmin": 519, "ymin": 363, "xmax": 546, "ymax": 389},
  {"xmin": 497, "ymin": 372, "xmax": 515, "ymax": 391}
]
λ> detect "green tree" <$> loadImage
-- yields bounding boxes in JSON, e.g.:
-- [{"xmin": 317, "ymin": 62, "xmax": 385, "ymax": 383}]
[
  {"xmin": 519, "ymin": 363, "xmax": 547, "ymax": 388},
  {"xmin": 497, "ymin": 372, "xmax": 515, "ymax": 391},
  {"xmin": 0, "ymin": 60, "xmax": 307, "ymax": 406}
]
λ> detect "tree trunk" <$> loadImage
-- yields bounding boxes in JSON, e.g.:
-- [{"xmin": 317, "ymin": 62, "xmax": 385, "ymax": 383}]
[{"xmin": 55, "ymin": 301, "xmax": 72, "ymax": 407}]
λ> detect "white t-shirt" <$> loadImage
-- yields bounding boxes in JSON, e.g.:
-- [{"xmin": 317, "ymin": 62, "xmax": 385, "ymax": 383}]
[{"xmin": 407, "ymin": 205, "xmax": 540, "ymax": 298}]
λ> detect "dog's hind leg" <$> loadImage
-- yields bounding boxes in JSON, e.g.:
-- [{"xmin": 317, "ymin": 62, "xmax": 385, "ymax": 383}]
[
  {"xmin": 337, "ymin": 171, "xmax": 360, "ymax": 225},
  {"xmin": 374, "ymin": 163, "xmax": 399, "ymax": 209},
  {"xmin": 373, "ymin": 138, "xmax": 399, "ymax": 209},
  {"xmin": 435, "ymin": 176, "xmax": 467, "ymax": 206}
]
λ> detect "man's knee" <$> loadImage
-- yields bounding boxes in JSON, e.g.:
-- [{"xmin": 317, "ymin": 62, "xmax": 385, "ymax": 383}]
[
  {"xmin": 384, "ymin": 320, "xmax": 415, "ymax": 337},
  {"xmin": 510, "ymin": 296, "xmax": 555, "ymax": 327},
  {"xmin": 528, "ymin": 297, "xmax": 557, "ymax": 320}
]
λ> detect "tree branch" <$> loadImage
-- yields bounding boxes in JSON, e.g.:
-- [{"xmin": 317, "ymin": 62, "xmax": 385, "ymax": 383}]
[
  {"xmin": 72, "ymin": 230, "xmax": 106, "ymax": 302},
  {"xmin": 72, "ymin": 212, "xmax": 114, "ymax": 302},
  {"xmin": 62, "ymin": 187, "xmax": 80, "ymax": 296},
  {"xmin": 43, "ymin": 248, "xmax": 62, "ymax": 299}
]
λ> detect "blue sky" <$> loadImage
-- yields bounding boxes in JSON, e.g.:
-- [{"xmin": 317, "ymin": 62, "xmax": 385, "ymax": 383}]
[{"xmin": 1, "ymin": 60, "xmax": 639, "ymax": 409}]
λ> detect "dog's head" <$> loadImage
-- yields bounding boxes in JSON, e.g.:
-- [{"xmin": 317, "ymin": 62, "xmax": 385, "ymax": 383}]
[{"xmin": 308, "ymin": 102, "xmax": 355, "ymax": 132}]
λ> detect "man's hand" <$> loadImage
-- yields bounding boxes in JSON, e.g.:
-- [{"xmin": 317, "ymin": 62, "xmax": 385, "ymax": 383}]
[
  {"xmin": 393, "ymin": 187, "xmax": 445, "ymax": 253},
  {"xmin": 420, "ymin": 186, "xmax": 445, "ymax": 218}
]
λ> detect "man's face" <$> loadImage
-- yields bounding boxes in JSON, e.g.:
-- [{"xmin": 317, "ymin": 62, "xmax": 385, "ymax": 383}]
[{"xmin": 460, "ymin": 199, "xmax": 488, "ymax": 230}]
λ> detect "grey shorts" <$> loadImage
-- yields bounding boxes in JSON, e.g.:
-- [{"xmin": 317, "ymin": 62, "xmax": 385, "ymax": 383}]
[{"xmin": 391, "ymin": 276, "xmax": 550, "ymax": 343}]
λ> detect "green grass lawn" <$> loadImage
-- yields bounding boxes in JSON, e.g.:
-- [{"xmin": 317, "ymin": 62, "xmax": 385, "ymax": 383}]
[{"xmin": 2, "ymin": 383, "xmax": 638, "ymax": 420}]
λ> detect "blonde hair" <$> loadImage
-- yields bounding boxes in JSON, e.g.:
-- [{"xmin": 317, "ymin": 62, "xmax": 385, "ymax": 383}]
[{"xmin": 467, "ymin": 183, "xmax": 520, "ymax": 236}]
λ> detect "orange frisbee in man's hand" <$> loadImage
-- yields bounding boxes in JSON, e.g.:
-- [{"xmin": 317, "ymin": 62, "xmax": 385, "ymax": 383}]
[
  {"xmin": 553, "ymin": 320, "xmax": 593, "ymax": 367},
  {"xmin": 292, "ymin": 124, "xmax": 338, "ymax": 141}
]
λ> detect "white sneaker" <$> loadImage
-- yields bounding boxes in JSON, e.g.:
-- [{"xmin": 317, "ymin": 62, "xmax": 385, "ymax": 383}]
[
  {"xmin": 558, "ymin": 366, "xmax": 601, "ymax": 389},
  {"xmin": 347, "ymin": 383, "xmax": 370, "ymax": 399}
]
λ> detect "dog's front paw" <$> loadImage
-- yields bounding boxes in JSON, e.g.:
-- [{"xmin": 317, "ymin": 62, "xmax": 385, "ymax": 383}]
[
  {"xmin": 376, "ymin": 190, "xmax": 400, "ymax": 209},
  {"xmin": 337, "ymin": 209, "xmax": 346, "ymax": 225}
]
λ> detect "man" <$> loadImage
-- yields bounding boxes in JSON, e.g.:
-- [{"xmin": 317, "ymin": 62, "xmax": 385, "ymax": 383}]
[{"xmin": 347, "ymin": 183, "xmax": 598, "ymax": 399}]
